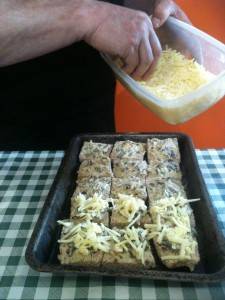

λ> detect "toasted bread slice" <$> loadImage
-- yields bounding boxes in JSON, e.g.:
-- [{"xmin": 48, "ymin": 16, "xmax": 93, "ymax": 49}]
[
  {"xmin": 79, "ymin": 141, "xmax": 113, "ymax": 162},
  {"xmin": 147, "ymin": 160, "xmax": 182, "ymax": 179},
  {"xmin": 70, "ymin": 194, "xmax": 109, "ymax": 226},
  {"xmin": 147, "ymin": 138, "xmax": 180, "ymax": 163},
  {"xmin": 58, "ymin": 243, "xmax": 103, "ymax": 267},
  {"xmin": 111, "ymin": 177, "xmax": 147, "ymax": 200},
  {"xmin": 110, "ymin": 194, "xmax": 150, "ymax": 228},
  {"xmin": 147, "ymin": 196, "xmax": 200, "ymax": 271},
  {"xmin": 111, "ymin": 140, "xmax": 146, "ymax": 160},
  {"xmin": 57, "ymin": 221, "xmax": 116, "ymax": 267},
  {"xmin": 74, "ymin": 177, "xmax": 111, "ymax": 199},
  {"xmin": 77, "ymin": 157, "xmax": 112, "ymax": 179},
  {"xmin": 146, "ymin": 178, "xmax": 186, "ymax": 206},
  {"xmin": 102, "ymin": 227, "xmax": 155, "ymax": 270},
  {"xmin": 153, "ymin": 239, "xmax": 199, "ymax": 271},
  {"xmin": 113, "ymin": 159, "xmax": 148, "ymax": 179}
]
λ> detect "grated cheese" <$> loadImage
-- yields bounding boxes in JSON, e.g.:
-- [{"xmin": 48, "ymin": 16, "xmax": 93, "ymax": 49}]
[
  {"xmin": 71, "ymin": 193, "xmax": 108, "ymax": 221},
  {"xmin": 112, "ymin": 193, "xmax": 147, "ymax": 223},
  {"xmin": 145, "ymin": 195, "xmax": 200, "ymax": 262},
  {"xmin": 114, "ymin": 227, "xmax": 149, "ymax": 265},
  {"xmin": 58, "ymin": 220, "xmax": 152, "ymax": 266},
  {"xmin": 58, "ymin": 220, "xmax": 119, "ymax": 255},
  {"xmin": 139, "ymin": 47, "xmax": 214, "ymax": 100}
]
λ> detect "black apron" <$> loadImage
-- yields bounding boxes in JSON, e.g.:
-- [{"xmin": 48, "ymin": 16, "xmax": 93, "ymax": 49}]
[{"xmin": 0, "ymin": 0, "xmax": 123, "ymax": 150}]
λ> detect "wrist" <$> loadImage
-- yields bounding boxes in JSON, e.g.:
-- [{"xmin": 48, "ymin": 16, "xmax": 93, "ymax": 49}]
[
  {"xmin": 78, "ymin": 0, "xmax": 111, "ymax": 43},
  {"xmin": 65, "ymin": 0, "xmax": 99, "ymax": 42}
]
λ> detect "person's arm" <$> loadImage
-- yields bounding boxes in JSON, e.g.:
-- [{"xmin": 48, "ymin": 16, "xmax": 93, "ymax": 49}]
[
  {"xmin": 0, "ymin": 0, "xmax": 162, "ymax": 79},
  {"xmin": 0, "ymin": 0, "xmax": 91, "ymax": 66}
]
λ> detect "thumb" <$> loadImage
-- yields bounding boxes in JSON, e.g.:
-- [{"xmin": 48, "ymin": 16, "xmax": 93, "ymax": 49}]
[{"xmin": 152, "ymin": 0, "xmax": 173, "ymax": 28}]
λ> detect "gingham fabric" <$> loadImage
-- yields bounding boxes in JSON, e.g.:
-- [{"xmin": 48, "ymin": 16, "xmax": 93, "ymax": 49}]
[{"xmin": 0, "ymin": 150, "xmax": 225, "ymax": 300}]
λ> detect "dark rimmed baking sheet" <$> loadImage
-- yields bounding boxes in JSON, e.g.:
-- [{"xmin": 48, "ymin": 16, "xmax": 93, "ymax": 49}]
[{"xmin": 25, "ymin": 133, "xmax": 225, "ymax": 282}]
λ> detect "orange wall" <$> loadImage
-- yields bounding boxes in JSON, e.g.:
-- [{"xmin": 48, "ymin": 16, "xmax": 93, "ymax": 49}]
[{"xmin": 115, "ymin": 0, "xmax": 225, "ymax": 148}]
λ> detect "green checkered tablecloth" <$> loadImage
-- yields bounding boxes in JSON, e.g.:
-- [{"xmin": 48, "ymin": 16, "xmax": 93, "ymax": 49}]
[{"xmin": 1, "ymin": 150, "xmax": 225, "ymax": 300}]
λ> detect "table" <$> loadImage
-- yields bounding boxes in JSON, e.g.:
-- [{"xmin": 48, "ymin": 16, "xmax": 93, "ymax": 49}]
[{"xmin": 0, "ymin": 150, "xmax": 225, "ymax": 300}]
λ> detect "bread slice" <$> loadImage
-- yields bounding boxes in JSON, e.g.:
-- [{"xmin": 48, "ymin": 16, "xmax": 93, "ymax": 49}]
[
  {"xmin": 70, "ymin": 193, "xmax": 109, "ymax": 226},
  {"xmin": 153, "ymin": 239, "xmax": 199, "ymax": 271},
  {"xmin": 146, "ymin": 178, "xmax": 186, "ymax": 206},
  {"xmin": 58, "ymin": 243, "xmax": 103, "ymax": 267},
  {"xmin": 102, "ymin": 227, "xmax": 155, "ymax": 270},
  {"xmin": 113, "ymin": 159, "xmax": 148, "ymax": 179},
  {"xmin": 147, "ymin": 160, "xmax": 182, "ymax": 179},
  {"xmin": 147, "ymin": 197, "xmax": 200, "ymax": 271},
  {"xmin": 57, "ymin": 221, "xmax": 115, "ymax": 267},
  {"xmin": 147, "ymin": 138, "xmax": 180, "ymax": 163},
  {"xmin": 110, "ymin": 177, "xmax": 147, "ymax": 200},
  {"xmin": 77, "ymin": 157, "xmax": 112, "ymax": 179},
  {"xmin": 111, "ymin": 140, "xmax": 146, "ymax": 160},
  {"xmin": 74, "ymin": 177, "xmax": 111, "ymax": 199},
  {"xmin": 79, "ymin": 141, "xmax": 113, "ymax": 162},
  {"xmin": 110, "ymin": 194, "xmax": 150, "ymax": 228}
]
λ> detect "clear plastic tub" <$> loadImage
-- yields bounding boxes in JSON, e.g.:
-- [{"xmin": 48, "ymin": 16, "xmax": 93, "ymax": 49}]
[{"xmin": 101, "ymin": 17, "xmax": 225, "ymax": 125}]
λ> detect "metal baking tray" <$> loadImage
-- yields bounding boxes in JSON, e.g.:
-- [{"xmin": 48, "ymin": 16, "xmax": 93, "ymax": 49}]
[{"xmin": 25, "ymin": 133, "xmax": 225, "ymax": 282}]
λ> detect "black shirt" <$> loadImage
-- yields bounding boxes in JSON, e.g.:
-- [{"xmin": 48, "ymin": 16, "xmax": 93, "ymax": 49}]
[{"xmin": 0, "ymin": 0, "xmax": 123, "ymax": 150}]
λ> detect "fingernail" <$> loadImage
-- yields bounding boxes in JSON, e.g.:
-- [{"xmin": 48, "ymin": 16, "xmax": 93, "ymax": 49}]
[{"xmin": 152, "ymin": 17, "xmax": 160, "ymax": 28}]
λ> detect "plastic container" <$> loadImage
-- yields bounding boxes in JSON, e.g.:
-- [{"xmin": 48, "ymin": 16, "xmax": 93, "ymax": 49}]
[{"xmin": 101, "ymin": 17, "xmax": 225, "ymax": 125}]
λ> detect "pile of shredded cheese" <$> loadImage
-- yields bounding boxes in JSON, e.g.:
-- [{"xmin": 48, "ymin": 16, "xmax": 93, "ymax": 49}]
[
  {"xmin": 71, "ymin": 193, "xmax": 108, "ymax": 220},
  {"xmin": 112, "ymin": 193, "xmax": 147, "ymax": 226},
  {"xmin": 57, "ymin": 220, "xmax": 150, "ymax": 265},
  {"xmin": 145, "ymin": 195, "xmax": 200, "ymax": 262},
  {"xmin": 58, "ymin": 220, "xmax": 120, "ymax": 255},
  {"xmin": 139, "ymin": 48, "xmax": 214, "ymax": 100},
  {"xmin": 114, "ymin": 227, "xmax": 149, "ymax": 265}
]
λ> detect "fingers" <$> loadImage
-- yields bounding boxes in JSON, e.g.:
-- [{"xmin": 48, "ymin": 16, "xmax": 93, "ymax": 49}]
[
  {"xmin": 142, "ymin": 29, "xmax": 162, "ymax": 79},
  {"xmin": 152, "ymin": 0, "xmax": 173, "ymax": 28},
  {"xmin": 152, "ymin": 0, "xmax": 191, "ymax": 29},
  {"xmin": 173, "ymin": 8, "xmax": 192, "ymax": 24},
  {"xmin": 130, "ymin": 38, "xmax": 153, "ymax": 80},
  {"xmin": 121, "ymin": 46, "xmax": 139, "ymax": 75},
  {"xmin": 122, "ymin": 22, "xmax": 162, "ymax": 80},
  {"xmin": 121, "ymin": 12, "xmax": 162, "ymax": 80}
]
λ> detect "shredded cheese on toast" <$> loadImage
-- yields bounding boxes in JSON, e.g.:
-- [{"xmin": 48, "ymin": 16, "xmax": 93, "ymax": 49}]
[
  {"xmin": 112, "ymin": 193, "xmax": 147, "ymax": 224},
  {"xmin": 58, "ymin": 221, "xmax": 120, "ymax": 255},
  {"xmin": 114, "ymin": 227, "xmax": 149, "ymax": 265},
  {"xmin": 145, "ymin": 195, "xmax": 200, "ymax": 262},
  {"xmin": 71, "ymin": 193, "xmax": 108, "ymax": 221}
]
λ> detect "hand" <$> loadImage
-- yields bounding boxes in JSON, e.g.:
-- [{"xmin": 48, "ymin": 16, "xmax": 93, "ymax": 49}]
[
  {"xmin": 152, "ymin": 0, "xmax": 191, "ymax": 29},
  {"xmin": 84, "ymin": 1, "xmax": 161, "ymax": 80},
  {"xmin": 152, "ymin": 0, "xmax": 203, "ymax": 63}
]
